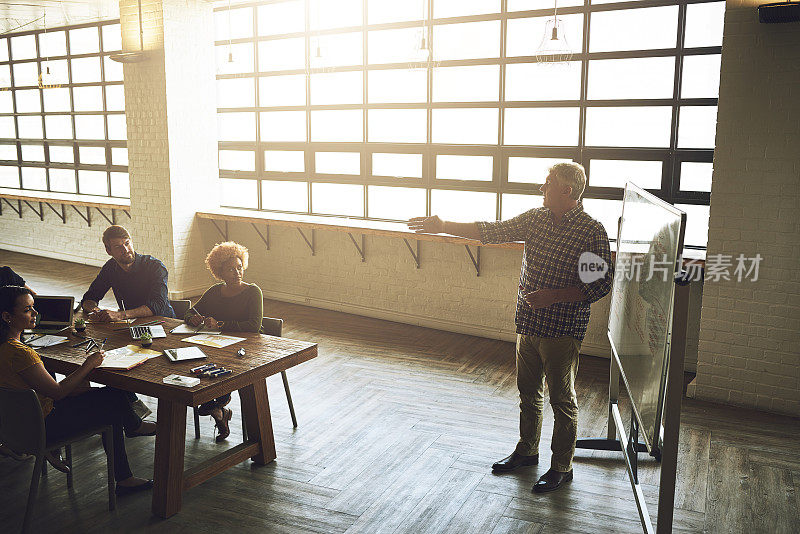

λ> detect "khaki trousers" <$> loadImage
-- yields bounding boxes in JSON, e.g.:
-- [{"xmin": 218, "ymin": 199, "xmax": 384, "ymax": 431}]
[{"xmin": 514, "ymin": 334, "xmax": 581, "ymax": 472}]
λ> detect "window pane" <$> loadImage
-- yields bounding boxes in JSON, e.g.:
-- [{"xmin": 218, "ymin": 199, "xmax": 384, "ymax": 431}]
[
  {"xmin": 588, "ymin": 57, "xmax": 675, "ymax": 100},
  {"xmin": 49, "ymin": 168, "xmax": 76, "ymax": 192},
  {"xmin": 216, "ymin": 43, "xmax": 254, "ymax": 74},
  {"xmin": 78, "ymin": 169, "xmax": 108, "ymax": 195},
  {"xmin": 258, "ymin": 1, "xmax": 304, "ymax": 35},
  {"xmin": 0, "ymin": 84, "xmax": 12, "ymax": 113},
  {"xmin": 504, "ymin": 108, "xmax": 580, "ymax": 146},
  {"xmin": 685, "ymin": 2, "xmax": 725, "ymax": 48},
  {"xmin": 589, "ymin": 160, "xmax": 662, "ymax": 189},
  {"xmin": 311, "ymin": 110, "xmax": 362, "ymax": 142},
  {"xmin": 219, "ymin": 150, "xmax": 254, "ymax": 171},
  {"xmin": 505, "ymin": 62, "xmax": 581, "ymax": 101},
  {"xmin": 680, "ymin": 162, "xmax": 712, "ymax": 193},
  {"xmin": 265, "ymin": 150, "xmax": 305, "ymax": 172},
  {"xmin": 111, "ymin": 147, "xmax": 128, "ymax": 166},
  {"xmin": 41, "ymin": 59, "xmax": 69, "ymax": 85},
  {"xmin": 107, "ymin": 114, "xmax": 127, "ymax": 140},
  {"xmin": 368, "ymin": 27, "xmax": 425, "ymax": 65},
  {"xmin": 431, "ymin": 189, "xmax": 495, "ymax": 222},
  {"xmin": 13, "ymin": 62, "xmax": 39, "ymax": 86},
  {"xmin": 311, "ymin": 0, "xmax": 361, "ymax": 30},
  {"xmin": 368, "ymin": 69, "xmax": 427, "ymax": 103},
  {"xmin": 502, "ymin": 193, "xmax": 543, "ymax": 220},
  {"xmin": 14, "ymin": 89, "xmax": 41, "ymax": 113},
  {"xmin": 434, "ymin": 0, "xmax": 501, "ymax": 18},
  {"xmin": 102, "ymin": 24, "xmax": 122, "ymax": 51},
  {"xmin": 262, "ymin": 180, "xmax": 308, "ymax": 212},
  {"xmin": 71, "ymin": 57, "xmax": 102, "ymax": 83},
  {"xmin": 311, "ymin": 71, "xmax": 362, "ymax": 105},
  {"xmin": 0, "ymin": 38, "xmax": 7, "ymax": 62},
  {"xmin": 110, "ymin": 172, "xmax": 130, "ymax": 197},
  {"xmin": 310, "ymin": 33, "xmax": 362, "ymax": 69},
  {"xmin": 432, "ymin": 109, "xmax": 497, "ymax": 145},
  {"xmin": 585, "ymin": 107, "xmax": 672, "ymax": 148},
  {"xmin": 50, "ymin": 145, "xmax": 74, "ymax": 163},
  {"xmin": 216, "ymin": 77, "xmax": 255, "ymax": 108},
  {"xmin": 21, "ymin": 145, "xmax": 45, "ymax": 162},
  {"xmin": 436, "ymin": 155, "xmax": 493, "ymax": 181},
  {"xmin": 73, "ymin": 86, "xmax": 104, "ymax": 112},
  {"xmin": 69, "ymin": 27, "xmax": 100, "ymax": 54},
  {"xmin": 0, "ymin": 144, "xmax": 16, "ymax": 160},
  {"xmin": 105, "ymin": 84, "xmax": 125, "ymax": 111},
  {"xmin": 509, "ymin": 0, "xmax": 582, "ymax": 10},
  {"xmin": 104, "ymin": 56, "xmax": 124, "ymax": 81},
  {"xmin": 678, "ymin": 106, "xmax": 717, "ymax": 149},
  {"xmin": 675, "ymin": 204, "xmax": 709, "ymax": 248},
  {"xmin": 681, "ymin": 55, "xmax": 721, "ymax": 99},
  {"xmin": 259, "ymin": 38, "xmax": 305, "ymax": 71},
  {"xmin": 221, "ymin": 178, "xmax": 258, "ymax": 208},
  {"xmin": 590, "ymin": 7, "xmax": 679, "ymax": 52},
  {"xmin": 18, "ymin": 116, "xmax": 43, "ymax": 139},
  {"xmin": 368, "ymin": 0, "xmax": 424, "ymax": 24},
  {"xmin": 0, "ymin": 166, "xmax": 19, "ymax": 187},
  {"xmin": 582, "ymin": 198, "xmax": 622, "ymax": 239},
  {"xmin": 316, "ymin": 152, "xmax": 360, "ymax": 175},
  {"xmin": 368, "ymin": 186, "xmax": 426, "ymax": 220},
  {"xmin": 219, "ymin": 112, "xmax": 256, "ymax": 141},
  {"xmin": 39, "ymin": 31, "xmax": 67, "ymax": 57},
  {"xmin": 372, "ymin": 153, "xmax": 422, "ymax": 178},
  {"xmin": 509, "ymin": 157, "xmax": 572, "ymax": 184},
  {"xmin": 433, "ymin": 65, "xmax": 498, "ymax": 102},
  {"xmin": 43, "ymin": 87, "xmax": 71, "ymax": 112},
  {"xmin": 260, "ymin": 111, "xmax": 306, "ymax": 142},
  {"xmin": 215, "ymin": 7, "xmax": 253, "ymax": 41},
  {"xmin": 0, "ymin": 117, "xmax": 14, "ymax": 138},
  {"xmin": 368, "ymin": 109, "xmax": 426, "ymax": 143},
  {"xmin": 45, "ymin": 116, "xmax": 73, "ymax": 139},
  {"xmin": 11, "ymin": 35, "xmax": 37, "ymax": 60},
  {"xmin": 21, "ymin": 167, "xmax": 47, "ymax": 189},
  {"xmin": 312, "ymin": 183, "xmax": 364, "ymax": 216},
  {"xmin": 507, "ymin": 15, "xmax": 583, "ymax": 58},
  {"xmin": 434, "ymin": 21, "xmax": 500, "ymax": 61},
  {"xmin": 79, "ymin": 146, "xmax": 106, "ymax": 165},
  {"xmin": 259, "ymin": 74, "xmax": 306, "ymax": 106}
]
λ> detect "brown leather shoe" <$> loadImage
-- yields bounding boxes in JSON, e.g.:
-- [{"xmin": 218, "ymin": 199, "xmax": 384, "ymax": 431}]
[
  {"xmin": 492, "ymin": 451, "xmax": 539, "ymax": 472},
  {"xmin": 214, "ymin": 407, "xmax": 233, "ymax": 442},
  {"xmin": 533, "ymin": 468, "xmax": 573, "ymax": 493}
]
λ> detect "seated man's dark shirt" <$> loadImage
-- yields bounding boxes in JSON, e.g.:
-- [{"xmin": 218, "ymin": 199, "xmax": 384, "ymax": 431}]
[
  {"xmin": 81, "ymin": 253, "xmax": 175, "ymax": 318},
  {"xmin": 1, "ymin": 266, "xmax": 25, "ymax": 287}
]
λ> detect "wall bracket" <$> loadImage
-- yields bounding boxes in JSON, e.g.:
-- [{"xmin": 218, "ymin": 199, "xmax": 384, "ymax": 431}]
[
  {"xmin": 348, "ymin": 233, "xmax": 365, "ymax": 262},
  {"xmin": 465, "ymin": 245, "xmax": 481, "ymax": 277},
  {"xmin": 403, "ymin": 238, "xmax": 420, "ymax": 269},
  {"xmin": 297, "ymin": 228, "xmax": 315, "ymax": 255}
]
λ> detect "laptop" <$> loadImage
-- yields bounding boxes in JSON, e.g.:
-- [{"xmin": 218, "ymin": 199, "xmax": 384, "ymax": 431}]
[
  {"xmin": 129, "ymin": 324, "xmax": 167, "ymax": 340},
  {"xmin": 25, "ymin": 295, "xmax": 75, "ymax": 334}
]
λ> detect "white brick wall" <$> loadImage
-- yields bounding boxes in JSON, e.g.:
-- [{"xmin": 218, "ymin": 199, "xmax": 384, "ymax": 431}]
[{"xmin": 691, "ymin": 2, "xmax": 800, "ymax": 416}]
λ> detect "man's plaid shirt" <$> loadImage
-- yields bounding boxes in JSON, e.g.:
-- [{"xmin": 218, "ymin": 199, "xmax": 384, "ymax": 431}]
[{"xmin": 477, "ymin": 202, "xmax": 613, "ymax": 341}]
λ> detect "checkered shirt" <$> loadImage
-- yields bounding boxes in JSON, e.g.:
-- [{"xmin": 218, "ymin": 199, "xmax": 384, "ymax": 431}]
[{"xmin": 477, "ymin": 202, "xmax": 613, "ymax": 341}]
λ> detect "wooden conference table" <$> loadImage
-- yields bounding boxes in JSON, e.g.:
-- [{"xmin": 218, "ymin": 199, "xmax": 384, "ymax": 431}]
[{"xmin": 37, "ymin": 317, "xmax": 317, "ymax": 518}]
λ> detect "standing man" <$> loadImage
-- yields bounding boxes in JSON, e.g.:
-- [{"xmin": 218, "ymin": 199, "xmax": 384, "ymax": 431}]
[
  {"xmin": 81, "ymin": 225, "xmax": 175, "ymax": 321},
  {"xmin": 408, "ymin": 162, "xmax": 612, "ymax": 493}
]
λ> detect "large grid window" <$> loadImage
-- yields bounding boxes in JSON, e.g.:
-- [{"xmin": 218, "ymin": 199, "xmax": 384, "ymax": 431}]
[
  {"xmin": 215, "ymin": 0, "xmax": 723, "ymax": 248},
  {"xmin": 0, "ymin": 21, "xmax": 129, "ymax": 199}
]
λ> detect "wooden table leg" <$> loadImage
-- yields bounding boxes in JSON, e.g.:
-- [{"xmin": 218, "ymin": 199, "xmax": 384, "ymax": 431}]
[
  {"xmin": 152, "ymin": 398, "xmax": 187, "ymax": 518},
  {"xmin": 239, "ymin": 380, "xmax": 276, "ymax": 465}
]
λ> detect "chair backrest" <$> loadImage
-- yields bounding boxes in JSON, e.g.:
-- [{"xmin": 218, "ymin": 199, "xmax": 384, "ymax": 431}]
[
  {"xmin": 170, "ymin": 299, "xmax": 191, "ymax": 318},
  {"xmin": 261, "ymin": 317, "xmax": 283, "ymax": 337},
  {"xmin": 0, "ymin": 387, "xmax": 46, "ymax": 455}
]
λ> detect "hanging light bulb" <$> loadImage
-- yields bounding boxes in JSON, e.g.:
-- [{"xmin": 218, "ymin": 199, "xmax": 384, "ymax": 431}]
[
  {"xmin": 39, "ymin": 11, "xmax": 58, "ymax": 88},
  {"xmin": 217, "ymin": 0, "xmax": 238, "ymax": 75},
  {"xmin": 410, "ymin": 0, "xmax": 432, "ymax": 68},
  {"xmin": 536, "ymin": 0, "xmax": 573, "ymax": 66}
]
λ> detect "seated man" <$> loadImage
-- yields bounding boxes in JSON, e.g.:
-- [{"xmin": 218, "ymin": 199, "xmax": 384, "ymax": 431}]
[{"xmin": 81, "ymin": 225, "xmax": 175, "ymax": 321}]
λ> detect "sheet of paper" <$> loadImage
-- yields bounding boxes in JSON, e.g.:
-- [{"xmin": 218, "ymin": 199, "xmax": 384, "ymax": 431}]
[
  {"xmin": 27, "ymin": 335, "xmax": 68, "ymax": 348},
  {"xmin": 181, "ymin": 334, "xmax": 246, "ymax": 349},
  {"xmin": 99, "ymin": 345, "xmax": 162, "ymax": 368},
  {"xmin": 169, "ymin": 323, "xmax": 222, "ymax": 335}
]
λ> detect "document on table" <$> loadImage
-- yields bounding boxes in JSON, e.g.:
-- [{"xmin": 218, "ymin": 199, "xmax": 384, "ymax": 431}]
[
  {"xmin": 99, "ymin": 345, "xmax": 162, "ymax": 370},
  {"xmin": 169, "ymin": 323, "xmax": 222, "ymax": 335},
  {"xmin": 181, "ymin": 334, "xmax": 246, "ymax": 349},
  {"xmin": 27, "ymin": 335, "xmax": 68, "ymax": 348}
]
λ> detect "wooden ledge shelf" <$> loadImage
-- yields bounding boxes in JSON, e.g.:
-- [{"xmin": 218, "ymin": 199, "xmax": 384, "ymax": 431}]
[{"xmin": 0, "ymin": 188, "xmax": 131, "ymax": 227}]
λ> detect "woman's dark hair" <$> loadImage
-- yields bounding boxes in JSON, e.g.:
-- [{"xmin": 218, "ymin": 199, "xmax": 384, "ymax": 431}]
[{"xmin": 0, "ymin": 285, "xmax": 33, "ymax": 343}]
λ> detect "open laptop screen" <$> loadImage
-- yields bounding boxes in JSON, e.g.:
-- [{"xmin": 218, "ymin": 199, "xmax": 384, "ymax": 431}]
[{"xmin": 33, "ymin": 295, "xmax": 74, "ymax": 327}]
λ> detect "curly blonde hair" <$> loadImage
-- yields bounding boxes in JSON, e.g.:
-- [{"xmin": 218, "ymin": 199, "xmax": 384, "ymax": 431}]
[{"xmin": 205, "ymin": 241, "xmax": 249, "ymax": 280}]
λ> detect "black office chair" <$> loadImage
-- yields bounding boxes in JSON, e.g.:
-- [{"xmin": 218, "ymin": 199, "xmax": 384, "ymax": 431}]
[
  {"xmin": 0, "ymin": 388, "xmax": 115, "ymax": 533},
  {"xmin": 191, "ymin": 316, "xmax": 297, "ymax": 441}
]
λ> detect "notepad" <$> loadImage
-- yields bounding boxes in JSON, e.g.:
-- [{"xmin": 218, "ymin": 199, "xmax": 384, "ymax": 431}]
[
  {"xmin": 163, "ymin": 346, "xmax": 208, "ymax": 362},
  {"xmin": 182, "ymin": 334, "xmax": 246, "ymax": 349},
  {"xmin": 26, "ymin": 335, "xmax": 68, "ymax": 348},
  {"xmin": 169, "ymin": 323, "xmax": 222, "ymax": 335},
  {"xmin": 99, "ymin": 345, "xmax": 161, "ymax": 370}
]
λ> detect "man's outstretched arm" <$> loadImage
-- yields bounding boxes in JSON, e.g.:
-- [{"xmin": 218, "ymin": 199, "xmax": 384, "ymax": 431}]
[{"xmin": 407, "ymin": 216, "xmax": 480, "ymax": 240}]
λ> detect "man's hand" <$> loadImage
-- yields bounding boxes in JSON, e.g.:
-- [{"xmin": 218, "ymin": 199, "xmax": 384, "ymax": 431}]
[
  {"xmin": 522, "ymin": 288, "xmax": 560, "ymax": 310},
  {"xmin": 187, "ymin": 314, "xmax": 204, "ymax": 327},
  {"xmin": 88, "ymin": 308, "xmax": 125, "ymax": 322},
  {"xmin": 407, "ymin": 216, "xmax": 444, "ymax": 234},
  {"xmin": 204, "ymin": 317, "xmax": 221, "ymax": 329}
]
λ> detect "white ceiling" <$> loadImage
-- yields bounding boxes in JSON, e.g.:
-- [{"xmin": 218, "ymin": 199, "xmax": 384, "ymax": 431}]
[{"xmin": 0, "ymin": 0, "xmax": 120, "ymax": 35}]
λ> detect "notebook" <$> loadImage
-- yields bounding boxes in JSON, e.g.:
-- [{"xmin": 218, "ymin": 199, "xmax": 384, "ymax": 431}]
[
  {"xmin": 163, "ymin": 346, "xmax": 208, "ymax": 362},
  {"xmin": 99, "ymin": 345, "xmax": 160, "ymax": 370},
  {"xmin": 169, "ymin": 323, "xmax": 222, "ymax": 335}
]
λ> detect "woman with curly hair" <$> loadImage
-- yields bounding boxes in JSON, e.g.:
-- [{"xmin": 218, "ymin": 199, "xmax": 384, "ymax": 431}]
[{"xmin": 186, "ymin": 241, "xmax": 263, "ymax": 441}]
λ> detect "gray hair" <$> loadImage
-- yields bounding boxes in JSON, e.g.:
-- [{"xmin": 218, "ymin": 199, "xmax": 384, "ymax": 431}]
[{"xmin": 549, "ymin": 162, "xmax": 586, "ymax": 200}]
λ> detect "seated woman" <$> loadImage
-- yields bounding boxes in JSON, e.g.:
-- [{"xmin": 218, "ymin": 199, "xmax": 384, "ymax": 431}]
[
  {"xmin": 0, "ymin": 285, "xmax": 155, "ymax": 496},
  {"xmin": 186, "ymin": 242, "xmax": 263, "ymax": 441}
]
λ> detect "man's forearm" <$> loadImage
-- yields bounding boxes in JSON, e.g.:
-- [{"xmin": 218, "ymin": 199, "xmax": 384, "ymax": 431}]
[
  {"xmin": 123, "ymin": 305, "xmax": 154, "ymax": 319},
  {"xmin": 442, "ymin": 221, "xmax": 481, "ymax": 240}
]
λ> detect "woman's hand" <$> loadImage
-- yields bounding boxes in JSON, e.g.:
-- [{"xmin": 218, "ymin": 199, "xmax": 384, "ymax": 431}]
[{"xmin": 83, "ymin": 350, "xmax": 105, "ymax": 370}]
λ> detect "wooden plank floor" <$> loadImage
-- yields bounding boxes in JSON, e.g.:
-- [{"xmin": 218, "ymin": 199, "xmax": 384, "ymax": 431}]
[{"xmin": 1, "ymin": 250, "xmax": 799, "ymax": 534}]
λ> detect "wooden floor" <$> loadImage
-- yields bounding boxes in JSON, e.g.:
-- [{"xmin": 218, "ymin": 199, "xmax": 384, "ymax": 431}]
[{"xmin": 1, "ymin": 250, "xmax": 798, "ymax": 534}]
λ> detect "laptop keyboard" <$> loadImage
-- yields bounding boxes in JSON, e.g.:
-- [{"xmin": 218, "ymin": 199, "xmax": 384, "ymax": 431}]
[{"xmin": 130, "ymin": 326, "xmax": 150, "ymax": 339}]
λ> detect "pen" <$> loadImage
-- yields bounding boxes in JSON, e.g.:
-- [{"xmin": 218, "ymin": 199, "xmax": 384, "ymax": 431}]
[{"xmin": 120, "ymin": 300, "xmax": 132, "ymax": 327}]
